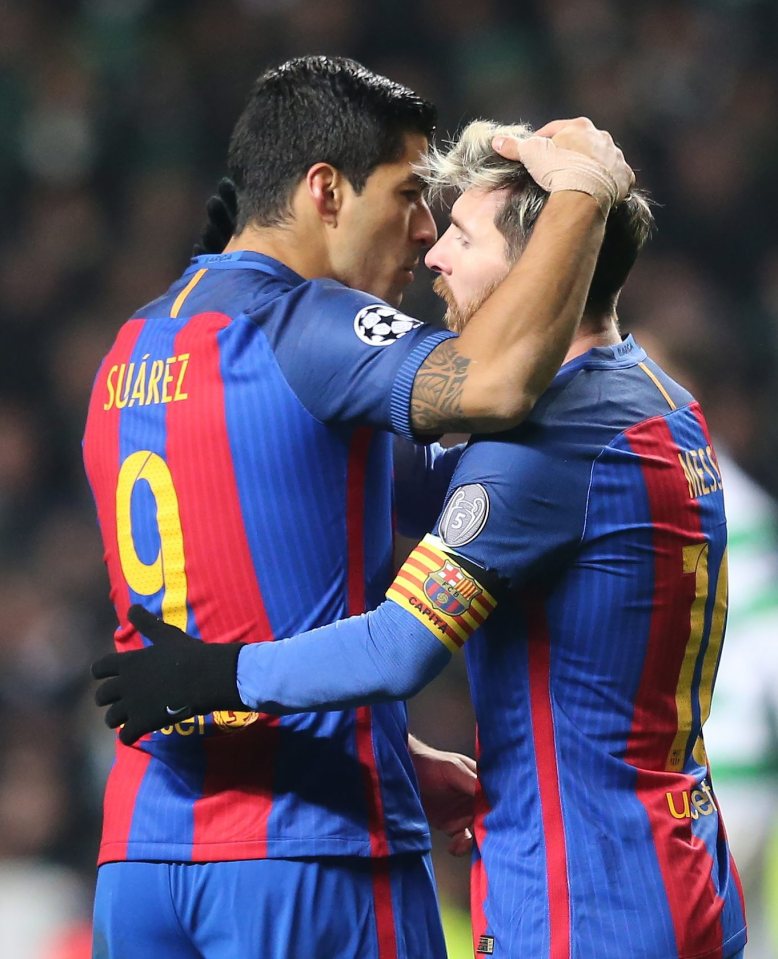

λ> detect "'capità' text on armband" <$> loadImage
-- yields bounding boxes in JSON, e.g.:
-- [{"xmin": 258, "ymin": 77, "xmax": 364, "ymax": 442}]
[{"xmin": 386, "ymin": 534, "xmax": 496, "ymax": 652}]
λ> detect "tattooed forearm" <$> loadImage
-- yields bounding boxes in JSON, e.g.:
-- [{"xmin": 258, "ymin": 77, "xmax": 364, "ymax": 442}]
[{"xmin": 410, "ymin": 340, "xmax": 471, "ymax": 433}]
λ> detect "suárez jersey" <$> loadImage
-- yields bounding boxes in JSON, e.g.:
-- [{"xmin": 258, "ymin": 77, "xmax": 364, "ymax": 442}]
[
  {"xmin": 82, "ymin": 251, "xmax": 454, "ymax": 865},
  {"xmin": 426, "ymin": 338, "xmax": 745, "ymax": 959}
]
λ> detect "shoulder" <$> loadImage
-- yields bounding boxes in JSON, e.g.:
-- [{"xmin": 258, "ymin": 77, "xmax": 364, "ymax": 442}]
[
  {"xmin": 248, "ymin": 275, "xmax": 432, "ymax": 345},
  {"xmin": 521, "ymin": 339, "xmax": 696, "ymax": 447},
  {"xmin": 288, "ymin": 279, "xmax": 430, "ymax": 345}
]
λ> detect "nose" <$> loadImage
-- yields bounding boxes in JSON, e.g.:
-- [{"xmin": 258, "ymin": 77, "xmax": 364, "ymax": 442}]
[
  {"xmin": 424, "ymin": 234, "xmax": 449, "ymax": 275},
  {"xmin": 411, "ymin": 198, "xmax": 437, "ymax": 248}
]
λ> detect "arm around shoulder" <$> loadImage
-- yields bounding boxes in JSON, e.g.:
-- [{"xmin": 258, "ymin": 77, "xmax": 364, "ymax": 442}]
[
  {"xmin": 411, "ymin": 193, "xmax": 605, "ymax": 435},
  {"xmin": 410, "ymin": 118, "xmax": 633, "ymax": 436}
]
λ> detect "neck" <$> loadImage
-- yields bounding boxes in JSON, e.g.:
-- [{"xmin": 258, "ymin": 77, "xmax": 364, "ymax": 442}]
[
  {"xmin": 563, "ymin": 312, "xmax": 621, "ymax": 364},
  {"xmin": 223, "ymin": 220, "xmax": 328, "ymax": 280}
]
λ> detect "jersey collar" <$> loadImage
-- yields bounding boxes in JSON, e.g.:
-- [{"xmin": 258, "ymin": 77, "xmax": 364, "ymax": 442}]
[
  {"xmin": 185, "ymin": 251, "xmax": 305, "ymax": 286},
  {"xmin": 557, "ymin": 334, "xmax": 645, "ymax": 379}
]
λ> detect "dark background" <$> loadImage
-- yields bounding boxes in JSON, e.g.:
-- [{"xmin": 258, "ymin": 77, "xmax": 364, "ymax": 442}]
[{"xmin": 0, "ymin": 1, "xmax": 776, "ymax": 956}]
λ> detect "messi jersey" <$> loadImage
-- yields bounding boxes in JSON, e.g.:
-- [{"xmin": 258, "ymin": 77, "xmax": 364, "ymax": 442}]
[
  {"xmin": 82, "ymin": 251, "xmax": 454, "ymax": 865},
  {"xmin": 432, "ymin": 337, "xmax": 746, "ymax": 959}
]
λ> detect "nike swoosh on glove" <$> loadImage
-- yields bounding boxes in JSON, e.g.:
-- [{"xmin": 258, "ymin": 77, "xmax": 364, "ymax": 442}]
[{"xmin": 92, "ymin": 605, "xmax": 246, "ymax": 745}]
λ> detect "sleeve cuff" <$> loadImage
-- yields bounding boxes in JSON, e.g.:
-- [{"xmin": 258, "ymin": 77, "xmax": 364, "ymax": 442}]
[{"xmin": 389, "ymin": 329, "xmax": 457, "ymax": 441}]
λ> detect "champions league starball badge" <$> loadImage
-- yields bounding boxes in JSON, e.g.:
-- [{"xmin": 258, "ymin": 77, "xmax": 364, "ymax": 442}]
[{"xmin": 353, "ymin": 304, "xmax": 421, "ymax": 346}]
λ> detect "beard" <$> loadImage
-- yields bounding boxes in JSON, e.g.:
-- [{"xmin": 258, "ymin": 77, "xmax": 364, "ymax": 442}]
[{"xmin": 433, "ymin": 275, "xmax": 503, "ymax": 334}]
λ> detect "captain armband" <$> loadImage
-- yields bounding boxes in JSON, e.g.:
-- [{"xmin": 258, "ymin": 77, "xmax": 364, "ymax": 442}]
[{"xmin": 386, "ymin": 534, "xmax": 497, "ymax": 652}]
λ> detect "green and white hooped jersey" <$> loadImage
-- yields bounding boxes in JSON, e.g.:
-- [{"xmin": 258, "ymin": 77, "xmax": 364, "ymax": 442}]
[{"xmin": 703, "ymin": 451, "xmax": 778, "ymax": 781}]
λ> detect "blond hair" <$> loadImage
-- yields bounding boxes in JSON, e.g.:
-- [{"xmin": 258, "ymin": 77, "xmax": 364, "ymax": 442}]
[{"xmin": 418, "ymin": 120, "xmax": 534, "ymax": 197}]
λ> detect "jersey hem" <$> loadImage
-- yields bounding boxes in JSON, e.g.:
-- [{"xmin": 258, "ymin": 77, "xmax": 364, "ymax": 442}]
[{"xmin": 97, "ymin": 833, "xmax": 431, "ymax": 866}]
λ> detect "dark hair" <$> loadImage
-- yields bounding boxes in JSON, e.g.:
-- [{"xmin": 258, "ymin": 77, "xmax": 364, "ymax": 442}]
[
  {"xmin": 585, "ymin": 193, "xmax": 654, "ymax": 313},
  {"xmin": 227, "ymin": 56, "xmax": 437, "ymax": 229},
  {"xmin": 496, "ymin": 183, "xmax": 654, "ymax": 315}
]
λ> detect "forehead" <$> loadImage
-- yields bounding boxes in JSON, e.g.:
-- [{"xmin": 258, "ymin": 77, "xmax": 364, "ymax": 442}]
[
  {"xmin": 450, "ymin": 188, "xmax": 508, "ymax": 236},
  {"xmin": 369, "ymin": 132, "xmax": 429, "ymax": 184}
]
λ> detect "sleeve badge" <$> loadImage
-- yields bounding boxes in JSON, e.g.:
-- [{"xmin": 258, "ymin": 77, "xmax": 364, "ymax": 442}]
[{"xmin": 353, "ymin": 304, "xmax": 421, "ymax": 346}]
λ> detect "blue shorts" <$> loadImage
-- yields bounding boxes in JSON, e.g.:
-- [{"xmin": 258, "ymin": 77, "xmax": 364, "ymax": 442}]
[{"xmin": 93, "ymin": 854, "xmax": 446, "ymax": 959}]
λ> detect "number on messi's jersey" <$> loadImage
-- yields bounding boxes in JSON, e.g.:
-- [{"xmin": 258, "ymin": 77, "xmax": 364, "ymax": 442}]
[
  {"xmin": 115, "ymin": 451, "xmax": 188, "ymax": 630},
  {"xmin": 667, "ymin": 542, "xmax": 728, "ymax": 771}
]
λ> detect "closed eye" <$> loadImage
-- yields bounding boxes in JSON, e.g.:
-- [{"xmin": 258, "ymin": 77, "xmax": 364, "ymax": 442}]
[{"xmin": 450, "ymin": 216, "xmax": 471, "ymax": 247}]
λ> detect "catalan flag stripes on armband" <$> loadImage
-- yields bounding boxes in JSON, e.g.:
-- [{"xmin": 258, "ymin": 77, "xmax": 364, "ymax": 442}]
[{"xmin": 386, "ymin": 534, "xmax": 497, "ymax": 652}]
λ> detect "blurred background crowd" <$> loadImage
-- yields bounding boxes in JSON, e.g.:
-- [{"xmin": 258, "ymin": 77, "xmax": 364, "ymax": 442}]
[{"xmin": 1, "ymin": 0, "xmax": 776, "ymax": 956}]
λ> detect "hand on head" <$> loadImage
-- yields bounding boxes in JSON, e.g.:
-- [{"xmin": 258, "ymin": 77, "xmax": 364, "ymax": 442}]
[{"xmin": 493, "ymin": 117, "xmax": 634, "ymax": 217}]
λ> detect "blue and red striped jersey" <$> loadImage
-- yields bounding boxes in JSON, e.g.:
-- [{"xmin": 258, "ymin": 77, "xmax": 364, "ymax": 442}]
[
  {"xmin": 82, "ymin": 251, "xmax": 454, "ymax": 865},
  {"xmin": 433, "ymin": 337, "xmax": 746, "ymax": 959}
]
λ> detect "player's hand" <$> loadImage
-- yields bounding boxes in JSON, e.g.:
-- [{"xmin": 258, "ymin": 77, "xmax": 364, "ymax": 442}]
[
  {"xmin": 192, "ymin": 177, "xmax": 238, "ymax": 255},
  {"xmin": 493, "ymin": 117, "xmax": 634, "ymax": 217},
  {"xmin": 92, "ymin": 605, "xmax": 246, "ymax": 745},
  {"xmin": 409, "ymin": 737, "xmax": 477, "ymax": 856}
]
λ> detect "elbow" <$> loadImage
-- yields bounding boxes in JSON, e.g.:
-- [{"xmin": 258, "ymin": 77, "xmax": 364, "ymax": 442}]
[
  {"xmin": 492, "ymin": 387, "xmax": 537, "ymax": 428},
  {"xmin": 382, "ymin": 672, "xmax": 429, "ymax": 701},
  {"xmin": 464, "ymin": 385, "xmax": 537, "ymax": 433},
  {"xmin": 376, "ymin": 648, "xmax": 449, "ymax": 701}
]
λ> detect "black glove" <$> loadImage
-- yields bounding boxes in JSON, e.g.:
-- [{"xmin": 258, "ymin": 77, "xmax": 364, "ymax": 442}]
[
  {"xmin": 192, "ymin": 177, "xmax": 238, "ymax": 255},
  {"xmin": 92, "ymin": 605, "xmax": 246, "ymax": 745}
]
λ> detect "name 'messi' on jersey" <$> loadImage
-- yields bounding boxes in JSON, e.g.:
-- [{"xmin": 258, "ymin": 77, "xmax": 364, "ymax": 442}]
[
  {"xmin": 676, "ymin": 444, "xmax": 723, "ymax": 500},
  {"xmin": 103, "ymin": 353, "xmax": 191, "ymax": 411}
]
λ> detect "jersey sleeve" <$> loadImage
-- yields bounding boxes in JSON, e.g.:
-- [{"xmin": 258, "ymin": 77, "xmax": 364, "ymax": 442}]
[
  {"xmin": 236, "ymin": 599, "xmax": 452, "ymax": 713},
  {"xmin": 429, "ymin": 431, "xmax": 593, "ymax": 591},
  {"xmin": 257, "ymin": 279, "xmax": 456, "ymax": 440},
  {"xmin": 235, "ymin": 535, "xmax": 499, "ymax": 713}
]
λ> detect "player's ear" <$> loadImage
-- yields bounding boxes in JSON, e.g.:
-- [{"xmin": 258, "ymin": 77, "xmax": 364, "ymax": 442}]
[{"xmin": 305, "ymin": 163, "xmax": 343, "ymax": 225}]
